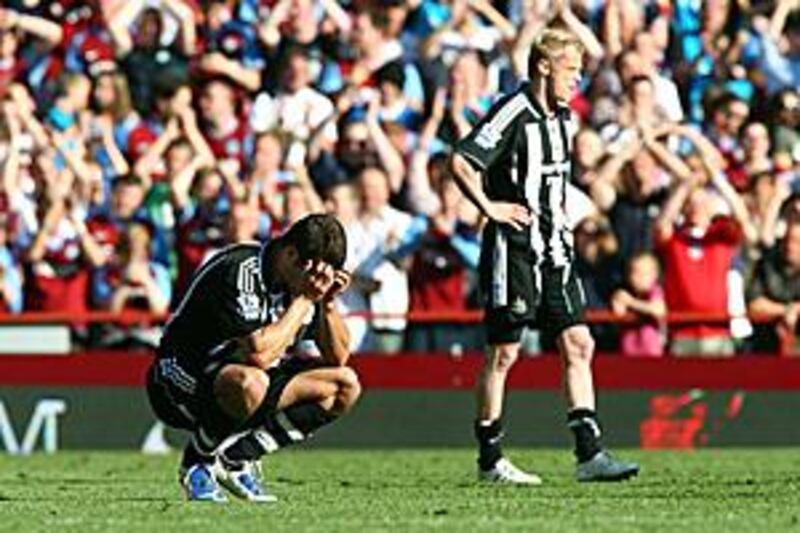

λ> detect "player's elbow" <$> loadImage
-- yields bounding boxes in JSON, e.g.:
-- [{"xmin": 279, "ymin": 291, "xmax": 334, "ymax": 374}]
[{"xmin": 449, "ymin": 153, "xmax": 466, "ymax": 178}]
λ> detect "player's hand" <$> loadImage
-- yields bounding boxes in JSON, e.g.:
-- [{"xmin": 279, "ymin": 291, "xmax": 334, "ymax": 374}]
[
  {"xmin": 486, "ymin": 201, "xmax": 531, "ymax": 231},
  {"xmin": 324, "ymin": 269, "xmax": 352, "ymax": 301},
  {"xmin": 300, "ymin": 261, "xmax": 336, "ymax": 301}
]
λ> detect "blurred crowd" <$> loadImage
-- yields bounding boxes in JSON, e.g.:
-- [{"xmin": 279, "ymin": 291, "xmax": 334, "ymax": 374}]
[{"xmin": 0, "ymin": 0, "xmax": 798, "ymax": 355}]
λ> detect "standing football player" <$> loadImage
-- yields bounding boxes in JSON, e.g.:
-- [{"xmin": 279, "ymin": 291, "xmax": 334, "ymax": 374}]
[
  {"xmin": 450, "ymin": 27, "xmax": 639, "ymax": 483},
  {"xmin": 146, "ymin": 214, "xmax": 361, "ymax": 502}
]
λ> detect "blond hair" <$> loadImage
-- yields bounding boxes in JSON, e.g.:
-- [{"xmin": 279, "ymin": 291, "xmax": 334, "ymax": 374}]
[{"xmin": 528, "ymin": 26, "xmax": 584, "ymax": 76}]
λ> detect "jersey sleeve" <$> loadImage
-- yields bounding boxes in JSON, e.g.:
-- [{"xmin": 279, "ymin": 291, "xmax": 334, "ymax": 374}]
[{"xmin": 454, "ymin": 94, "xmax": 522, "ymax": 172}]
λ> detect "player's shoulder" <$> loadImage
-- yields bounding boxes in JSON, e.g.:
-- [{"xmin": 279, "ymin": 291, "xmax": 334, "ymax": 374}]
[
  {"xmin": 484, "ymin": 83, "xmax": 539, "ymax": 122},
  {"xmin": 193, "ymin": 242, "xmax": 262, "ymax": 282},
  {"xmin": 212, "ymin": 241, "xmax": 262, "ymax": 263}
]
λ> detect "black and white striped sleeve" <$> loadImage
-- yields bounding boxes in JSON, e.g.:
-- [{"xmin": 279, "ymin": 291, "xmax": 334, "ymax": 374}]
[{"xmin": 455, "ymin": 92, "xmax": 527, "ymax": 172}]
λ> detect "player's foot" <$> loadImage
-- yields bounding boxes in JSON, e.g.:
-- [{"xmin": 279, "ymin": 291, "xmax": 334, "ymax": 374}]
[
  {"xmin": 181, "ymin": 463, "xmax": 227, "ymax": 502},
  {"xmin": 576, "ymin": 450, "xmax": 640, "ymax": 482},
  {"xmin": 478, "ymin": 457, "xmax": 543, "ymax": 485},
  {"xmin": 216, "ymin": 461, "xmax": 277, "ymax": 503}
]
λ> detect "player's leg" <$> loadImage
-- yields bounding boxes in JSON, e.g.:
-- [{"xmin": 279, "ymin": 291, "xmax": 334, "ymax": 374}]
[
  {"xmin": 174, "ymin": 363, "xmax": 274, "ymax": 503},
  {"xmin": 474, "ymin": 223, "xmax": 541, "ymax": 484},
  {"xmin": 215, "ymin": 361, "xmax": 361, "ymax": 499},
  {"xmin": 551, "ymin": 268, "xmax": 639, "ymax": 481},
  {"xmin": 221, "ymin": 363, "xmax": 361, "ymax": 465},
  {"xmin": 146, "ymin": 360, "xmax": 260, "ymax": 502}
]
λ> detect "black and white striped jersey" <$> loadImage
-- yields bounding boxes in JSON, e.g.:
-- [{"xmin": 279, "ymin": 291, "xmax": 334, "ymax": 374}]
[
  {"xmin": 455, "ymin": 82, "xmax": 579, "ymax": 268},
  {"xmin": 158, "ymin": 242, "xmax": 317, "ymax": 374}
]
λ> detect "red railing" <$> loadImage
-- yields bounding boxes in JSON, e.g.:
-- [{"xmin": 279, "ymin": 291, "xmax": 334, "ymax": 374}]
[{"xmin": 0, "ymin": 309, "xmax": 794, "ymax": 356}]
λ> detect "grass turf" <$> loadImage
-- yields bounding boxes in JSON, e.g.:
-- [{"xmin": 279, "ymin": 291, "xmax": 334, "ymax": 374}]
[{"xmin": 0, "ymin": 449, "xmax": 798, "ymax": 533}]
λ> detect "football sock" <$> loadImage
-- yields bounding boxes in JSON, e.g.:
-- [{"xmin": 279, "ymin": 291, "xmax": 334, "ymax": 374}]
[
  {"xmin": 219, "ymin": 433, "xmax": 263, "ymax": 469},
  {"xmin": 567, "ymin": 408, "xmax": 603, "ymax": 462},
  {"xmin": 474, "ymin": 418, "xmax": 504, "ymax": 471},
  {"xmin": 282, "ymin": 401, "xmax": 338, "ymax": 435},
  {"xmin": 222, "ymin": 402, "xmax": 340, "ymax": 468},
  {"xmin": 181, "ymin": 436, "xmax": 216, "ymax": 470}
]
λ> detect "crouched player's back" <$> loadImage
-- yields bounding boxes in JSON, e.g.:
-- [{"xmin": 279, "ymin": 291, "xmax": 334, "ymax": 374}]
[{"xmin": 158, "ymin": 243, "xmax": 268, "ymax": 376}]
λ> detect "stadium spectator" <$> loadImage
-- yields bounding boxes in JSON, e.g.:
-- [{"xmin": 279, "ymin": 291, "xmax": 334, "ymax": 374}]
[
  {"xmin": 392, "ymin": 172, "xmax": 481, "ymax": 353},
  {"xmin": 611, "ymin": 252, "xmax": 666, "ymax": 357},
  {"xmin": 198, "ymin": 78, "xmax": 251, "ymax": 168},
  {"xmin": 349, "ymin": 9, "xmax": 425, "ymax": 111},
  {"xmin": 0, "ymin": 0, "xmax": 795, "ymax": 357},
  {"xmin": 0, "ymin": 212, "xmax": 22, "ymax": 314},
  {"xmin": 250, "ymin": 47, "xmax": 337, "ymax": 164},
  {"xmin": 356, "ymin": 166, "xmax": 412, "ymax": 353},
  {"xmin": 225, "ymin": 197, "xmax": 259, "ymax": 244},
  {"xmin": 325, "ymin": 181, "xmax": 372, "ymax": 352},
  {"xmin": 0, "ymin": 7, "xmax": 63, "ymax": 101},
  {"xmin": 95, "ymin": 221, "xmax": 170, "ymax": 348},
  {"xmin": 748, "ymin": 217, "xmax": 800, "ymax": 352},
  {"xmin": 24, "ymin": 196, "xmax": 106, "ymax": 313},
  {"xmin": 591, "ymin": 125, "xmax": 688, "ymax": 259},
  {"xmin": 655, "ymin": 125, "xmax": 757, "ymax": 356},
  {"xmin": 108, "ymin": 3, "xmax": 191, "ymax": 116}
]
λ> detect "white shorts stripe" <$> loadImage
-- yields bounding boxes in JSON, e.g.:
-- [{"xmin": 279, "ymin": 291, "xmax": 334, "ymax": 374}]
[{"xmin": 492, "ymin": 230, "xmax": 508, "ymax": 307}]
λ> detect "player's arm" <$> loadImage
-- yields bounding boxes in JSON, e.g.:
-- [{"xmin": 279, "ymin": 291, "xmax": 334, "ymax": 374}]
[
  {"xmin": 450, "ymin": 154, "xmax": 531, "ymax": 231},
  {"xmin": 450, "ymin": 104, "xmax": 533, "ymax": 231},
  {"xmin": 314, "ymin": 270, "xmax": 353, "ymax": 366},
  {"xmin": 234, "ymin": 263, "xmax": 335, "ymax": 369}
]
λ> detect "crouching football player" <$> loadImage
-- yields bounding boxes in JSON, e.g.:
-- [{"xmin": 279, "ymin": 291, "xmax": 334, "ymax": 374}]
[{"xmin": 146, "ymin": 214, "xmax": 360, "ymax": 502}]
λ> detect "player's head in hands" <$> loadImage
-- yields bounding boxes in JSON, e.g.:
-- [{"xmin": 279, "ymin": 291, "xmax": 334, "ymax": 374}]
[
  {"xmin": 528, "ymin": 27, "xmax": 584, "ymax": 109},
  {"xmin": 261, "ymin": 213, "xmax": 347, "ymax": 293}
]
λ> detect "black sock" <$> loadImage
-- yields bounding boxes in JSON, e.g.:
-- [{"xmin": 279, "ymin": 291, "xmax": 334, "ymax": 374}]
[
  {"xmin": 181, "ymin": 437, "xmax": 215, "ymax": 470},
  {"xmin": 282, "ymin": 402, "xmax": 338, "ymax": 435},
  {"xmin": 567, "ymin": 409, "xmax": 603, "ymax": 462},
  {"xmin": 222, "ymin": 402, "xmax": 340, "ymax": 468},
  {"xmin": 474, "ymin": 419, "xmax": 504, "ymax": 471},
  {"xmin": 220, "ymin": 433, "xmax": 263, "ymax": 469}
]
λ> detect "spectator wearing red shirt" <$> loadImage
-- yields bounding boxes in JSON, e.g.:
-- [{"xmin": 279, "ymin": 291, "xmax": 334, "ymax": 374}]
[
  {"xmin": 655, "ymin": 125, "xmax": 757, "ymax": 356},
  {"xmin": 94, "ymin": 222, "xmax": 171, "ymax": 348},
  {"xmin": 171, "ymin": 163, "xmax": 244, "ymax": 296},
  {"xmin": 24, "ymin": 197, "xmax": 106, "ymax": 313},
  {"xmin": 0, "ymin": 7, "xmax": 63, "ymax": 101},
  {"xmin": 390, "ymin": 173, "xmax": 481, "ymax": 353},
  {"xmin": 198, "ymin": 78, "xmax": 252, "ymax": 169}
]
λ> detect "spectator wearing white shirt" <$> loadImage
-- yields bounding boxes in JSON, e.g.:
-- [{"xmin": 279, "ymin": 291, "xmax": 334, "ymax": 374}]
[
  {"xmin": 326, "ymin": 182, "xmax": 373, "ymax": 352},
  {"xmin": 357, "ymin": 167, "xmax": 412, "ymax": 354},
  {"xmin": 250, "ymin": 48, "xmax": 337, "ymax": 165}
]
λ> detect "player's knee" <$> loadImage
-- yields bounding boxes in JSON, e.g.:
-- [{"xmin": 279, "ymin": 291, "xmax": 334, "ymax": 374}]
[
  {"xmin": 335, "ymin": 366, "xmax": 361, "ymax": 410},
  {"xmin": 215, "ymin": 367, "xmax": 269, "ymax": 419},
  {"xmin": 490, "ymin": 344, "xmax": 520, "ymax": 373},
  {"xmin": 241, "ymin": 371, "xmax": 269, "ymax": 409},
  {"xmin": 561, "ymin": 328, "xmax": 595, "ymax": 364}
]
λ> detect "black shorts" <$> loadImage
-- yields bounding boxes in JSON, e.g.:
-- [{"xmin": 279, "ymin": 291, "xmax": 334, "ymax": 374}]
[
  {"xmin": 146, "ymin": 354, "xmax": 325, "ymax": 443},
  {"xmin": 479, "ymin": 222, "xmax": 586, "ymax": 345}
]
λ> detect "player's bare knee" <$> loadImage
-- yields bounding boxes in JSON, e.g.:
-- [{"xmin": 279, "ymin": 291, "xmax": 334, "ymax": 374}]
[
  {"xmin": 561, "ymin": 328, "xmax": 595, "ymax": 365},
  {"xmin": 334, "ymin": 367, "xmax": 361, "ymax": 410},
  {"xmin": 490, "ymin": 344, "xmax": 520, "ymax": 373},
  {"xmin": 214, "ymin": 367, "xmax": 269, "ymax": 419},
  {"xmin": 242, "ymin": 371, "xmax": 269, "ymax": 412}
]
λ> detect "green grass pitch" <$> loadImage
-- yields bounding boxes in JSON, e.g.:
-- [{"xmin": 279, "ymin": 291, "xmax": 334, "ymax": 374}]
[{"xmin": 0, "ymin": 449, "xmax": 798, "ymax": 532}]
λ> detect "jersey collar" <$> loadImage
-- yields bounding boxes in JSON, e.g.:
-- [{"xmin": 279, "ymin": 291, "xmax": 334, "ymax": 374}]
[{"xmin": 522, "ymin": 81, "xmax": 571, "ymax": 120}]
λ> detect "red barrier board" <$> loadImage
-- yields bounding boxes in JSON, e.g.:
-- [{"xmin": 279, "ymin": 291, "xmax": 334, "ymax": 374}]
[{"xmin": 1, "ymin": 352, "xmax": 799, "ymax": 390}]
